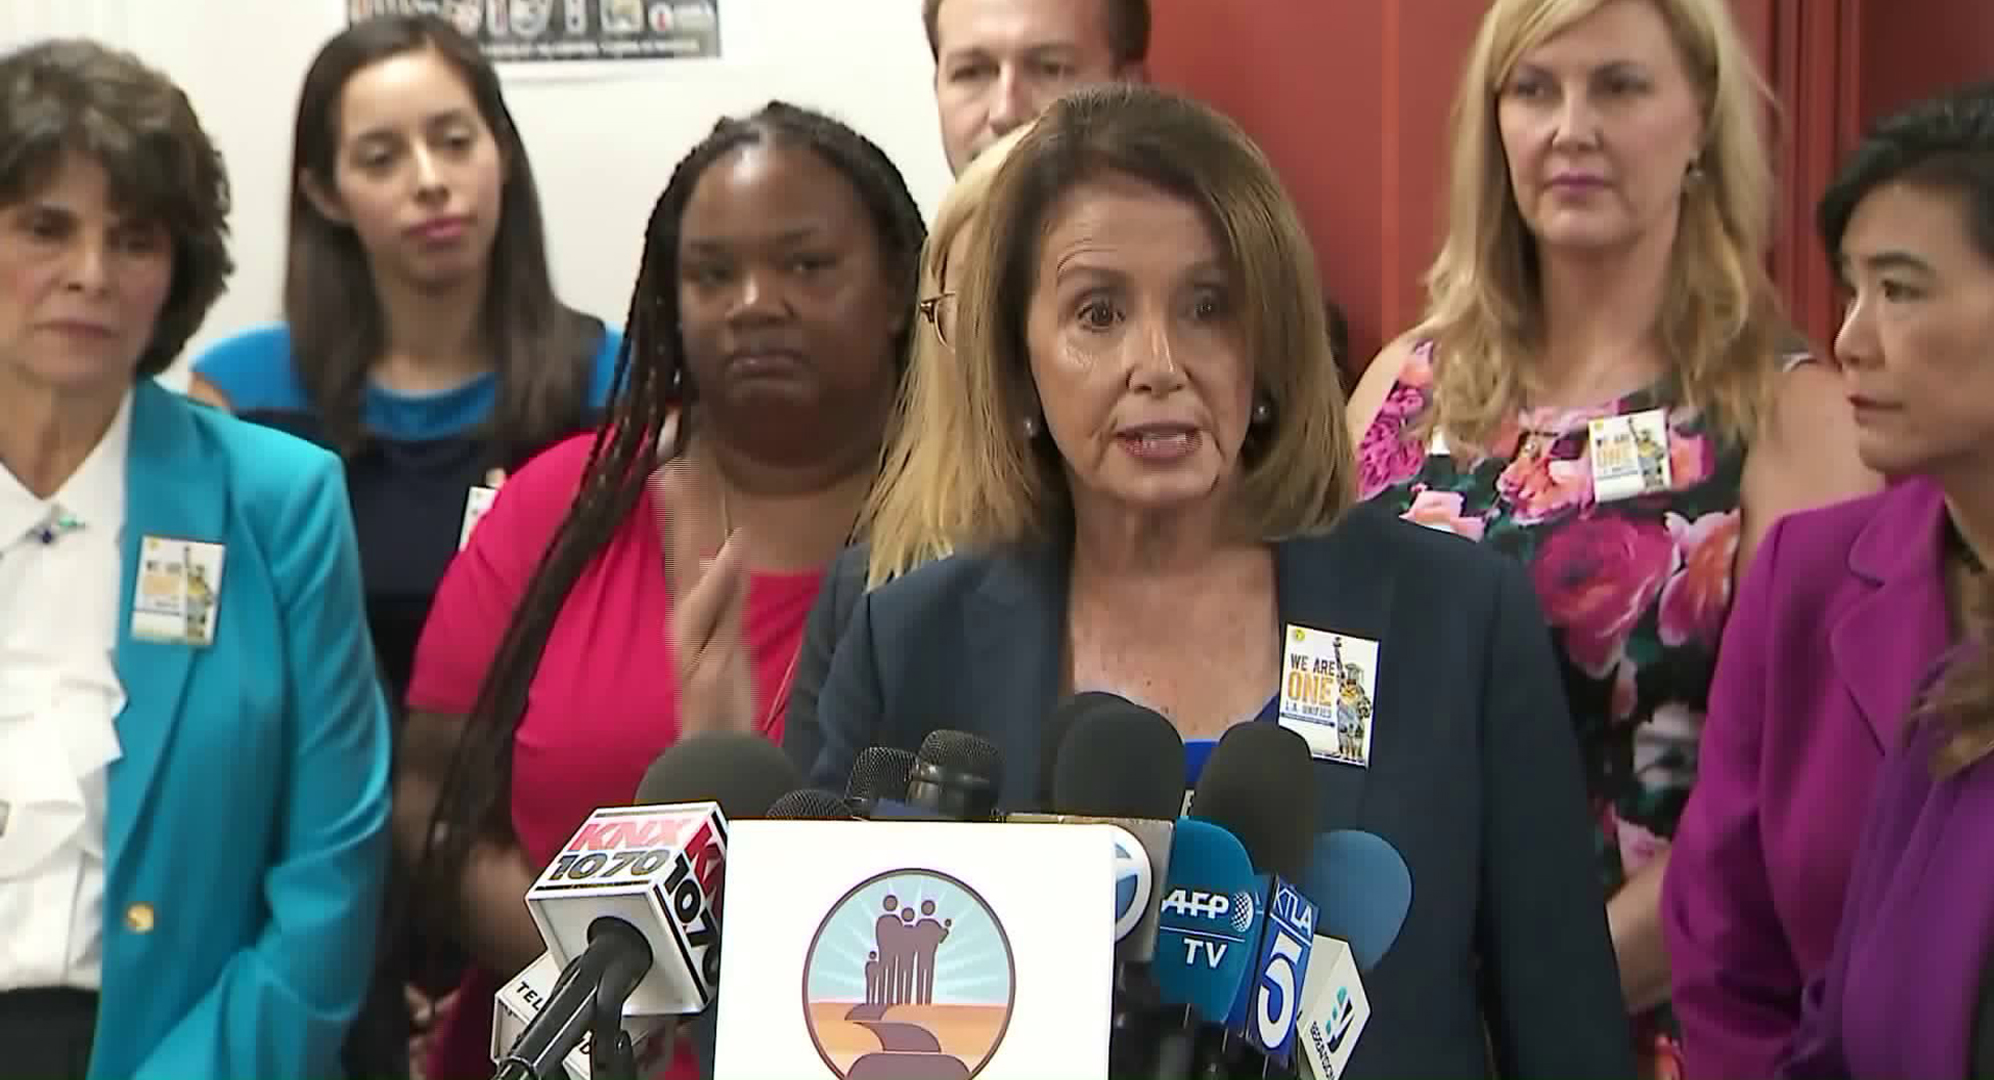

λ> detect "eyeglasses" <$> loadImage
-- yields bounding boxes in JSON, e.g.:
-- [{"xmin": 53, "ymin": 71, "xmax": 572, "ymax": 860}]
[{"xmin": 918, "ymin": 291, "xmax": 959, "ymax": 348}]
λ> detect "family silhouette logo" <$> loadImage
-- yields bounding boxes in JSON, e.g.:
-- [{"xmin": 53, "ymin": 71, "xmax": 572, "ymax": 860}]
[{"xmin": 802, "ymin": 869, "xmax": 1016, "ymax": 1080}]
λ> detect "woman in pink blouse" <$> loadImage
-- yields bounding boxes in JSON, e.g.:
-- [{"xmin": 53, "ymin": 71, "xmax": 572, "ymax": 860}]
[{"xmin": 393, "ymin": 103, "xmax": 925, "ymax": 1080}]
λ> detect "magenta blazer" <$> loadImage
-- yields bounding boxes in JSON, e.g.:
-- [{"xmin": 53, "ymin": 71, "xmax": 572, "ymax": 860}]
[
  {"xmin": 1776, "ymin": 701, "xmax": 1994, "ymax": 1079},
  {"xmin": 1663, "ymin": 477, "xmax": 1953, "ymax": 1080}
]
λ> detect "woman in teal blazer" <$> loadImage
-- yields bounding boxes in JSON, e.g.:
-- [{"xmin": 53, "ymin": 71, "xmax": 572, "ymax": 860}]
[{"xmin": 0, "ymin": 40, "xmax": 391, "ymax": 1080}]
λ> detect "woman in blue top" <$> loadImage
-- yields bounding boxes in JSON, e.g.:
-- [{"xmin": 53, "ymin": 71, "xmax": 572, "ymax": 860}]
[
  {"xmin": 189, "ymin": 14, "xmax": 620, "ymax": 708},
  {"xmin": 186, "ymin": 15, "xmax": 617, "ymax": 1078}
]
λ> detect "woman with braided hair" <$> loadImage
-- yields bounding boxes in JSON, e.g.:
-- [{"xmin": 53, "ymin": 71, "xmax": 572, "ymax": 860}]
[{"xmin": 394, "ymin": 101, "xmax": 925, "ymax": 1080}]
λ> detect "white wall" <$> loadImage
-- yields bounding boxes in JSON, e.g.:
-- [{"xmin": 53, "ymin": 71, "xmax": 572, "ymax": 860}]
[{"xmin": 0, "ymin": 0, "xmax": 952, "ymax": 389}]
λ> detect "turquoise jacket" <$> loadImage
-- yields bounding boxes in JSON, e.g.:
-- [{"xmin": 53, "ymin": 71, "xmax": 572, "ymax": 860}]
[{"xmin": 90, "ymin": 379, "xmax": 391, "ymax": 1080}]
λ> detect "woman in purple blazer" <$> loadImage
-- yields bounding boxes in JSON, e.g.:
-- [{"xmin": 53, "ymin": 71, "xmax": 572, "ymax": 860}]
[{"xmin": 1663, "ymin": 81, "xmax": 1994, "ymax": 1080}]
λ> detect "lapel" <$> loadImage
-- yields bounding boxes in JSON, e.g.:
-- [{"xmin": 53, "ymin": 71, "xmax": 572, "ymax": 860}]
[
  {"xmin": 1828, "ymin": 478, "xmax": 1952, "ymax": 749},
  {"xmin": 1272, "ymin": 506, "xmax": 1402, "ymax": 827},
  {"xmin": 108, "ymin": 381, "xmax": 227, "ymax": 868},
  {"xmin": 963, "ymin": 536, "xmax": 1072, "ymax": 807}
]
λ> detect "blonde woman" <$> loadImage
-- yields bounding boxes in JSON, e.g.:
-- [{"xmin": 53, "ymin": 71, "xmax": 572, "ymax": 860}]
[
  {"xmin": 784, "ymin": 124, "xmax": 1032, "ymax": 771},
  {"xmin": 1344, "ymin": 0, "xmax": 1875, "ymax": 1072}
]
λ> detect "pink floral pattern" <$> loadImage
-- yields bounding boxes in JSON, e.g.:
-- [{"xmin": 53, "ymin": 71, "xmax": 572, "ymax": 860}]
[
  {"xmin": 1658, "ymin": 510, "xmax": 1740, "ymax": 647},
  {"xmin": 1355, "ymin": 343, "xmax": 1744, "ymax": 901},
  {"xmin": 1356, "ymin": 383, "xmax": 1433, "ymax": 499},
  {"xmin": 1530, "ymin": 515, "xmax": 1676, "ymax": 677},
  {"xmin": 1358, "ymin": 345, "xmax": 1744, "ymax": 1077}
]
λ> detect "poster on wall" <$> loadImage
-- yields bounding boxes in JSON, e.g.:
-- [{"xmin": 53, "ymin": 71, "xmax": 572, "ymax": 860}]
[{"xmin": 347, "ymin": 1, "xmax": 720, "ymax": 67}]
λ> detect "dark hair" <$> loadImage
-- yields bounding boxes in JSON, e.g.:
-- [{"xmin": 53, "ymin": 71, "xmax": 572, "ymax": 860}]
[
  {"xmin": 419, "ymin": 102, "xmax": 925, "ymax": 895},
  {"xmin": 1824, "ymin": 84, "xmax": 1994, "ymax": 777},
  {"xmin": 1819, "ymin": 81, "xmax": 1994, "ymax": 272},
  {"xmin": 0, "ymin": 39, "xmax": 233, "ymax": 379},
  {"xmin": 922, "ymin": 0, "xmax": 1151, "ymax": 67},
  {"xmin": 287, "ymin": 15, "xmax": 602, "ymax": 458}
]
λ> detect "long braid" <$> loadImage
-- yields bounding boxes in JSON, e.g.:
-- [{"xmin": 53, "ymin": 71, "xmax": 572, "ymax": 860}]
[{"xmin": 416, "ymin": 102, "xmax": 924, "ymax": 915}]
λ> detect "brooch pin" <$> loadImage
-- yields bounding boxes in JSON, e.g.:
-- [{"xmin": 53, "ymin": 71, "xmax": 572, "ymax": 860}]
[{"xmin": 34, "ymin": 511, "xmax": 83, "ymax": 545}]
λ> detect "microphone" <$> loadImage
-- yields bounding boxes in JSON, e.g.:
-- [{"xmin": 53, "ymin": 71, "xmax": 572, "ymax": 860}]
[
  {"xmin": 1151, "ymin": 817, "xmax": 1261, "ymax": 1078},
  {"xmin": 494, "ymin": 951, "xmax": 679, "ymax": 1080},
  {"xmin": 1189, "ymin": 723, "xmax": 1322, "ymax": 1075},
  {"xmin": 766, "ymin": 788, "xmax": 859, "ymax": 821},
  {"xmin": 499, "ymin": 734, "xmax": 799, "ymax": 1080},
  {"xmin": 1291, "ymin": 831, "xmax": 1412, "ymax": 1080},
  {"xmin": 1302, "ymin": 830, "xmax": 1412, "ymax": 973},
  {"xmin": 1035, "ymin": 691, "xmax": 1128, "ymax": 804},
  {"xmin": 1191, "ymin": 723, "xmax": 1318, "ymax": 882},
  {"xmin": 1012, "ymin": 694, "xmax": 1185, "ymax": 962},
  {"xmin": 492, "ymin": 921, "xmax": 655, "ymax": 1080},
  {"xmin": 844, "ymin": 745, "xmax": 915, "ymax": 811},
  {"xmin": 1009, "ymin": 696, "xmax": 1185, "ymax": 1079},
  {"xmin": 847, "ymin": 730, "xmax": 1005, "ymax": 821},
  {"xmin": 902, "ymin": 728, "xmax": 1003, "ymax": 820}
]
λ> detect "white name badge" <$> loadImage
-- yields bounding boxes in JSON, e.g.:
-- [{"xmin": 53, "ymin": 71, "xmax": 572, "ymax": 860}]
[
  {"xmin": 713, "ymin": 820, "xmax": 1116, "ymax": 1080},
  {"xmin": 132, "ymin": 536, "xmax": 226, "ymax": 647},
  {"xmin": 1587, "ymin": 408, "xmax": 1673, "ymax": 503},
  {"xmin": 1278, "ymin": 624, "xmax": 1380, "ymax": 769},
  {"xmin": 458, "ymin": 485, "xmax": 499, "ymax": 551}
]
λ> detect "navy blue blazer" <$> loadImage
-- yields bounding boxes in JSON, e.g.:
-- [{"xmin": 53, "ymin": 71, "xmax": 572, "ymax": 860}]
[{"xmin": 801, "ymin": 502, "xmax": 1634, "ymax": 1080}]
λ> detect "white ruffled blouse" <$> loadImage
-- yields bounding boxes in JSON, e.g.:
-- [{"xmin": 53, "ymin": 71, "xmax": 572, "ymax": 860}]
[{"xmin": 0, "ymin": 392, "xmax": 131, "ymax": 991}]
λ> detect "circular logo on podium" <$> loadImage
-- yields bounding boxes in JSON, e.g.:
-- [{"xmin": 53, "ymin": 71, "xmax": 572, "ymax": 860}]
[{"xmin": 801, "ymin": 869, "xmax": 1016, "ymax": 1080}]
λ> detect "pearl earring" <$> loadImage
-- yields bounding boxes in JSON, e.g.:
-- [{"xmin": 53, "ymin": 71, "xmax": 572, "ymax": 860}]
[
  {"xmin": 1251, "ymin": 398, "xmax": 1273, "ymax": 425},
  {"xmin": 1021, "ymin": 414, "xmax": 1041, "ymax": 439}
]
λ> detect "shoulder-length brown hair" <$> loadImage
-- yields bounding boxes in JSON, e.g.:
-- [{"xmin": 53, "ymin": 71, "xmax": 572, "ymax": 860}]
[
  {"xmin": 925, "ymin": 83, "xmax": 1353, "ymax": 549},
  {"xmin": 287, "ymin": 15, "xmax": 602, "ymax": 458},
  {"xmin": 1420, "ymin": 0, "xmax": 1789, "ymax": 454},
  {"xmin": 0, "ymin": 39, "xmax": 233, "ymax": 379}
]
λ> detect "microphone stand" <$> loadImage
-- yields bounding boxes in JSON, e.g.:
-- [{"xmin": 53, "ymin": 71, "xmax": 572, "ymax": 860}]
[
  {"xmin": 493, "ymin": 920, "xmax": 654, "ymax": 1080},
  {"xmin": 587, "ymin": 933, "xmax": 651, "ymax": 1080}
]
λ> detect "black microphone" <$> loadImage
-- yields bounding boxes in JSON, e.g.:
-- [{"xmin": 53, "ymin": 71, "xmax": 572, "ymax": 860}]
[
  {"xmin": 767, "ymin": 788, "xmax": 860, "ymax": 820},
  {"xmin": 844, "ymin": 745, "xmax": 915, "ymax": 815},
  {"xmin": 1035, "ymin": 691, "xmax": 1127, "ymax": 805},
  {"xmin": 1186, "ymin": 723, "xmax": 1320, "ymax": 1080},
  {"xmin": 901, "ymin": 729, "xmax": 1003, "ymax": 820},
  {"xmin": 1190, "ymin": 723, "xmax": 1318, "ymax": 882},
  {"xmin": 496, "ymin": 734, "xmax": 799, "ymax": 1080},
  {"xmin": 494, "ymin": 918, "xmax": 653, "ymax": 1080},
  {"xmin": 1011, "ymin": 695, "xmax": 1185, "ymax": 1079},
  {"xmin": 634, "ymin": 733, "xmax": 802, "ymax": 827},
  {"xmin": 1039, "ymin": 694, "xmax": 1187, "ymax": 962}
]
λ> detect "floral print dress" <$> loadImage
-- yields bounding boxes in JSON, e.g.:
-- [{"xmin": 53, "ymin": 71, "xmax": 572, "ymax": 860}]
[{"xmin": 1357, "ymin": 344, "xmax": 1744, "ymax": 1076}]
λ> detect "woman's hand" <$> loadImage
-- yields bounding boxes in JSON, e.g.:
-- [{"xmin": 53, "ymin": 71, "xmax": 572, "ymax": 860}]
[
  {"xmin": 405, "ymin": 985, "xmax": 458, "ymax": 1071},
  {"xmin": 654, "ymin": 459, "xmax": 759, "ymax": 737}
]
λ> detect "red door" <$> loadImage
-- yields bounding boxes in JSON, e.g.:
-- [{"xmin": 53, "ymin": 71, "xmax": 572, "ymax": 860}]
[
  {"xmin": 1150, "ymin": 0, "xmax": 1483, "ymax": 378},
  {"xmin": 1149, "ymin": 0, "xmax": 1993, "ymax": 379}
]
